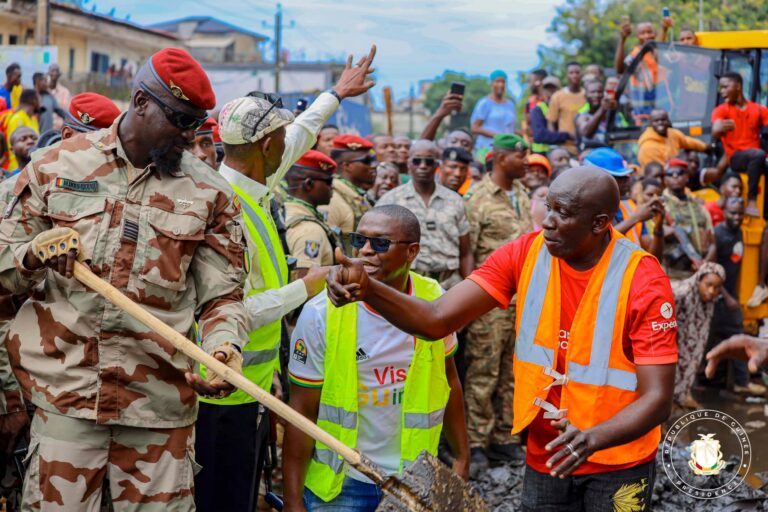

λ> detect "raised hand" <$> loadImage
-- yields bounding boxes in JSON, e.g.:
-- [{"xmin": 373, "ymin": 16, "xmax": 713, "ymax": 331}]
[
  {"xmin": 326, "ymin": 247, "xmax": 369, "ymax": 307},
  {"xmin": 332, "ymin": 45, "xmax": 377, "ymax": 100}
]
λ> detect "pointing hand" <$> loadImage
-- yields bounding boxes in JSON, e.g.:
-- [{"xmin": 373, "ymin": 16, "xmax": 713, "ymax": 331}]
[{"xmin": 326, "ymin": 248, "xmax": 368, "ymax": 307}]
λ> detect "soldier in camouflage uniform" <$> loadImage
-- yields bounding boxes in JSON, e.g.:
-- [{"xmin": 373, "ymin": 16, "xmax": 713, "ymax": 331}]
[
  {"xmin": 0, "ymin": 48, "xmax": 249, "ymax": 511},
  {"xmin": 464, "ymin": 134, "xmax": 534, "ymax": 473},
  {"xmin": 0, "ymin": 93, "xmax": 122, "ymax": 502},
  {"xmin": 324, "ymin": 135, "xmax": 376, "ymax": 253},
  {"xmin": 377, "ymin": 139, "xmax": 474, "ymax": 289},
  {"xmin": 285, "ymin": 150, "xmax": 342, "ymax": 271}
]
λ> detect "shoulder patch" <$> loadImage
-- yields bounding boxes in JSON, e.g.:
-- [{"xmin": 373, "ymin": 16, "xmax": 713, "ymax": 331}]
[
  {"xmin": 292, "ymin": 339, "xmax": 308, "ymax": 364},
  {"xmin": 305, "ymin": 240, "xmax": 320, "ymax": 258}
]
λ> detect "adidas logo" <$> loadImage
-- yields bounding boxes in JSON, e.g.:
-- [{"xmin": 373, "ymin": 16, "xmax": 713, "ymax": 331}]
[{"xmin": 356, "ymin": 348, "xmax": 370, "ymax": 361}]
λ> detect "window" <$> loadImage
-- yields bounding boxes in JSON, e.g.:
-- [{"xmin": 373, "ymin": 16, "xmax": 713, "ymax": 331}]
[
  {"xmin": 8, "ymin": 35, "xmax": 17, "ymax": 45},
  {"xmin": 68, "ymin": 48, "xmax": 75, "ymax": 78},
  {"xmin": 0, "ymin": 35, "xmax": 3, "ymax": 45},
  {"xmin": 90, "ymin": 52, "xmax": 109, "ymax": 73},
  {"xmin": 760, "ymin": 51, "xmax": 768, "ymax": 108}
]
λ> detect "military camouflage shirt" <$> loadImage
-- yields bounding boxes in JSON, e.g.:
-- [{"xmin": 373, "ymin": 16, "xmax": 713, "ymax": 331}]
[
  {"xmin": 285, "ymin": 199, "xmax": 339, "ymax": 268},
  {"xmin": 377, "ymin": 181, "xmax": 470, "ymax": 273},
  {"xmin": 0, "ymin": 175, "xmax": 24, "ymax": 415},
  {"xmin": 465, "ymin": 177, "xmax": 533, "ymax": 266},
  {"xmin": 0, "ymin": 117, "xmax": 248, "ymax": 427}
]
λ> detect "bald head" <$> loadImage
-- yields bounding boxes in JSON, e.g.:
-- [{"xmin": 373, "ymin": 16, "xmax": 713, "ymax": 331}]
[
  {"xmin": 408, "ymin": 139, "xmax": 439, "ymax": 158},
  {"xmin": 550, "ymin": 166, "xmax": 620, "ymax": 218}
]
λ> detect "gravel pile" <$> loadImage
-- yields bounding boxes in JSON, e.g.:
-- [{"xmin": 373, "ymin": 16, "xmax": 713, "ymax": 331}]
[{"xmin": 471, "ymin": 449, "xmax": 768, "ymax": 511}]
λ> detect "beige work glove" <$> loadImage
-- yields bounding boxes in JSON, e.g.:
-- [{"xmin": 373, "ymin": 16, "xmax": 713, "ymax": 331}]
[
  {"xmin": 32, "ymin": 227, "xmax": 88, "ymax": 264},
  {"xmin": 206, "ymin": 342, "xmax": 244, "ymax": 388}
]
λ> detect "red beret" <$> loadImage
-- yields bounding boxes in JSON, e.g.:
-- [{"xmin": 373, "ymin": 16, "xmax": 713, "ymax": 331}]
[
  {"xmin": 332, "ymin": 134, "xmax": 373, "ymax": 151},
  {"xmin": 66, "ymin": 92, "xmax": 121, "ymax": 131},
  {"xmin": 212, "ymin": 122, "xmax": 221, "ymax": 144},
  {"xmin": 150, "ymin": 48, "xmax": 215, "ymax": 110},
  {"xmin": 485, "ymin": 151, "xmax": 494, "ymax": 163},
  {"xmin": 196, "ymin": 117, "xmax": 217, "ymax": 134},
  {"xmin": 295, "ymin": 150, "xmax": 337, "ymax": 173},
  {"xmin": 666, "ymin": 158, "xmax": 689, "ymax": 170}
]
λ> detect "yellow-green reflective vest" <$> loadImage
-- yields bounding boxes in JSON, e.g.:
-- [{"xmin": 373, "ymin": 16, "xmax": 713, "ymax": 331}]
[
  {"xmin": 200, "ymin": 185, "xmax": 288, "ymax": 405},
  {"xmin": 531, "ymin": 101, "xmax": 550, "ymax": 154},
  {"xmin": 304, "ymin": 272, "xmax": 451, "ymax": 502}
]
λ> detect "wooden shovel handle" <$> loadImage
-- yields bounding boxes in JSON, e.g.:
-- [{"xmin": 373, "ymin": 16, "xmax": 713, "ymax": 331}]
[{"xmin": 72, "ymin": 262, "xmax": 378, "ymax": 479}]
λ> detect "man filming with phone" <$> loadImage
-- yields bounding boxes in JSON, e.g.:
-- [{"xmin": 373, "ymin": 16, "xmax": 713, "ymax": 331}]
[
  {"xmin": 420, "ymin": 82, "xmax": 465, "ymax": 143},
  {"xmin": 575, "ymin": 80, "xmax": 630, "ymax": 151}
]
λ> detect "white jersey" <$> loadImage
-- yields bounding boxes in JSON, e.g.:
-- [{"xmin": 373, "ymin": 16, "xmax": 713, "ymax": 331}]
[{"xmin": 288, "ymin": 283, "xmax": 457, "ymax": 482}]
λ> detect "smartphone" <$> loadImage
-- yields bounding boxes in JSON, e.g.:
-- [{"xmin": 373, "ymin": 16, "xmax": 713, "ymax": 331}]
[
  {"xmin": 662, "ymin": 6, "xmax": 670, "ymax": 17},
  {"xmin": 295, "ymin": 98, "xmax": 308, "ymax": 113},
  {"xmin": 450, "ymin": 82, "xmax": 465, "ymax": 96},
  {"xmin": 606, "ymin": 88, "xmax": 616, "ymax": 100}
]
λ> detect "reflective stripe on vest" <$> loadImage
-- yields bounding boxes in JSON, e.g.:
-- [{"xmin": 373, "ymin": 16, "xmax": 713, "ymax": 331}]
[
  {"xmin": 619, "ymin": 199, "xmax": 642, "ymax": 245},
  {"xmin": 531, "ymin": 101, "xmax": 550, "ymax": 154},
  {"xmin": 304, "ymin": 272, "xmax": 450, "ymax": 503},
  {"xmin": 200, "ymin": 186, "xmax": 288, "ymax": 405},
  {"xmin": 516, "ymin": 236, "xmax": 638, "ymax": 392}
]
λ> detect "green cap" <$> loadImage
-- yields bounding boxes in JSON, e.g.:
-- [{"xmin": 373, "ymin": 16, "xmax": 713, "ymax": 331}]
[{"xmin": 492, "ymin": 133, "xmax": 529, "ymax": 152}]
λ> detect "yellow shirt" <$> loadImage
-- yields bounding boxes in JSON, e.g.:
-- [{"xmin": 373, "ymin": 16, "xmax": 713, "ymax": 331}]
[{"xmin": 5, "ymin": 110, "xmax": 39, "ymax": 171}]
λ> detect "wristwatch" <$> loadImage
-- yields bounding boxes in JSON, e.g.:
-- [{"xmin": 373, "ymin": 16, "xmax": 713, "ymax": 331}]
[{"xmin": 327, "ymin": 89, "xmax": 342, "ymax": 103}]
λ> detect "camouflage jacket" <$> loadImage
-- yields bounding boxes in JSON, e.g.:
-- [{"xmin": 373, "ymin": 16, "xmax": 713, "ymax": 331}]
[
  {"xmin": 377, "ymin": 181, "xmax": 470, "ymax": 273},
  {"xmin": 324, "ymin": 177, "xmax": 372, "ymax": 254},
  {"xmin": 465, "ymin": 177, "xmax": 533, "ymax": 265},
  {"xmin": 0, "ymin": 175, "xmax": 24, "ymax": 415},
  {"xmin": 0, "ymin": 118, "xmax": 248, "ymax": 427}
]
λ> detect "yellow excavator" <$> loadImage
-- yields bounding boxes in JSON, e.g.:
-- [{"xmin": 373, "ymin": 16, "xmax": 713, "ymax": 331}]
[{"xmin": 608, "ymin": 30, "xmax": 768, "ymax": 333}]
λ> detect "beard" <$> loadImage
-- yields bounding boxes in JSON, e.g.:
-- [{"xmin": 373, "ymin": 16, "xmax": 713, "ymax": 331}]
[{"xmin": 149, "ymin": 141, "xmax": 183, "ymax": 174}]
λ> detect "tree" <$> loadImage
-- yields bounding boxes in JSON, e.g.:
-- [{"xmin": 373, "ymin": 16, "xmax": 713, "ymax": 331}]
[{"xmin": 538, "ymin": 0, "xmax": 768, "ymax": 75}]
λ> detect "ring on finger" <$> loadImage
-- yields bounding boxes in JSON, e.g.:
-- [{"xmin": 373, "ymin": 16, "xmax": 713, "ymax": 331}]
[
  {"xmin": 570, "ymin": 450, "xmax": 580, "ymax": 460},
  {"xmin": 565, "ymin": 442, "xmax": 575, "ymax": 455}
]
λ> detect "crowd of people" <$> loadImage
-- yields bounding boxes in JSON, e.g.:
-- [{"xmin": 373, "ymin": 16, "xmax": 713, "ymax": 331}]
[{"xmin": 0, "ymin": 12, "xmax": 766, "ymax": 512}]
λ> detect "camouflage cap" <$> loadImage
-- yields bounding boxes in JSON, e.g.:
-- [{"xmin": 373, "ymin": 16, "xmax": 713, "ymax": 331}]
[
  {"xmin": 493, "ymin": 133, "xmax": 529, "ymax": 152},
  {"xmin": 218, "ymin": 96, "xmax": 295, "ymax": 145}
]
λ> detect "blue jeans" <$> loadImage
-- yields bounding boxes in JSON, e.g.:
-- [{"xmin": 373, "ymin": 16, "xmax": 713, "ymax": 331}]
[
  {"xmin": 304, "ymin": 477, "xmax": 382, "ymax": 511},
  {"xmin": 521, "ymin": 460, "xmax": 656, "ymax": 512}
]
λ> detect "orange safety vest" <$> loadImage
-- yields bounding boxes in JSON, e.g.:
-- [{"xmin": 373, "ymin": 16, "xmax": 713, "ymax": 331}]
[
  {"xmin": 512, "ymin": 230, "xmax": 660, "ymax": 465},
  {"xmin": 618, "ymin": 199, "xmax": 643, "ymax": 245}
]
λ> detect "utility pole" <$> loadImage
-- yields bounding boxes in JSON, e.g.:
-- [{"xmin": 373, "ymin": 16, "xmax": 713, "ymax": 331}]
[
  {"xmin": 262, "ymin": 4, "xmax": 294, "ymax": 94},
  {"xmin": 698, "ymin": 0, "xmax": 704, "ymax": 31},
  {"xmin": 36, "ymin": 0, "xmax": 49, "ymax": 45},
  {"xmin": 408, "ymin": 84, "xmax": 415, "ymax": 137}
]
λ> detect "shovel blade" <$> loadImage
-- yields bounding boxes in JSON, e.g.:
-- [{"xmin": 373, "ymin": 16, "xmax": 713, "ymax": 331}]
[{"xmin": 375, "ymin": 452, "xmax": 488, "ymax": 512}]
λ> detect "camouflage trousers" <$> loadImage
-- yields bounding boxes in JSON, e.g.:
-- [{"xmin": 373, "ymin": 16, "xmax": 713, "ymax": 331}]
[
  {"xmin": 464, "ymin": 305, "xmax": 517, "ymax": 448},
  {"xmin": 22, "ymin": 409, "xmax": 198, "ymax": 511}
]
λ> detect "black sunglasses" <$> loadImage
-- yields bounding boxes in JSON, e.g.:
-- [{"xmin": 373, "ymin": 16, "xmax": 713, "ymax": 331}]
[
  {"xmin": 348, "ymin": 232, "xmax": 416, "ymax": 253},
  {"xmin": 411, "ymin": 157, "xmax": 437, "ymax": 167},
  {"xmin": 665, "ymin": 169, "xmax": 687, "ymax": 177},
  {"xmin": 139, "ymin": 82, "xmax": 208, "ymax": 131},
  {"xmin": 348, "ymin": 154, "xmax": 376, "ymax": 165},
  {"xmin": 246, "ymin": 92, "xmax": 284, "ymax": 140}
]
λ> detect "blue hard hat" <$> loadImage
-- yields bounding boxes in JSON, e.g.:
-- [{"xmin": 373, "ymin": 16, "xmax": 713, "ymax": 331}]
[{"xmin": 584, "ymin": 148, "xmax": 633, "ymax": 177}]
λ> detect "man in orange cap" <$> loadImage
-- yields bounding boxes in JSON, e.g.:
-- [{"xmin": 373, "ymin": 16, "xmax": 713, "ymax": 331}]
[
  {"xmin": 0, "ymin": 47, "xmax": 250, "ymax": 510},
  {"xmin": 323, "ymin": 134, "xmax": 376, "ymax": 252},
  {"xmin": 190, "ymin": 116, "xmax": 219, "ymax": 169},
  {"xmin": 522, "ymin": 153, "xmax": 551, "ymax": 191},
  {"xmin": 285, "ymin": 150, "xmax": 342, "ymax": 270}
]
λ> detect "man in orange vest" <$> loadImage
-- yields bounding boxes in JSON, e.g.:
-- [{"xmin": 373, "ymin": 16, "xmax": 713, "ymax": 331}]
[{"xmin": 327, "ymin": 166, "xmax": 677, "ymax": 511}]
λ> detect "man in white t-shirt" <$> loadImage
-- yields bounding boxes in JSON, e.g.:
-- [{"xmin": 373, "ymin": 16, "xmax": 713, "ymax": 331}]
[{"xmin": 283, "ymin": 205, "xmax": 469, "ymax": 512}]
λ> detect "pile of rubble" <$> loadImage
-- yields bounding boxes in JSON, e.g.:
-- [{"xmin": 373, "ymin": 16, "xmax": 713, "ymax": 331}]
[{"xmin": 471, "ymin": 449, "xmax": 768, "ymax": 511}]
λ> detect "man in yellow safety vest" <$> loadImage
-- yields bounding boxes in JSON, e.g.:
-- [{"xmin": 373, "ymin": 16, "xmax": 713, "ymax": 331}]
[
  {"xmin": 193, "ymin": 46, "xmax": 377, "ymax": 512},
  {"xmin": 283, "ymin": 205, "xmax": 469, "ymax": 511}
]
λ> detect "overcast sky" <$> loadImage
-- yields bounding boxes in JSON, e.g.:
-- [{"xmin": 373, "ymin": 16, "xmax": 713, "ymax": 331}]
[{"xmin": 95, "ymin": 0, "xmax": 561, "ymax": 102}]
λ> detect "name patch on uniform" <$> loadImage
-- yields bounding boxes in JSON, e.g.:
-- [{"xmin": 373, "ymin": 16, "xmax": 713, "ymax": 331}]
[
  {"xmin": 292, "ymin": 339, "xmax": 308, "ymax": 364},
  {"xmin": 55, "ymin": 178, "xmax": 98, "ymax": 193},
  {"xmin": 426, "ymin": 221, "xmax": 437, "ymax": 231},
  {"xmin": 305, "ymin": 240, "xmax": 320, "ymax": 258}
]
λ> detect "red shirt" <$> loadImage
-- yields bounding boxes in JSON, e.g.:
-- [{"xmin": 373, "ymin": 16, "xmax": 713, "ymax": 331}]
[
  {"xmin": 704, "ymin": 201, "xmax": 724, "ymax": 227},
  {"xmin": 468, "ymin": 232, "xmax": 678, "ymax": 474},
  {"xmin": 711, "ymin": 101, "xmax": 768, "ymax": 159}
]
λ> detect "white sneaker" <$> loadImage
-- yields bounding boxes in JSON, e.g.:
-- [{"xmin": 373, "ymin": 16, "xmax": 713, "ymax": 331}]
[{"xmin": 746, "ymin": 285, "xmax": 768, "ymax": 308}]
